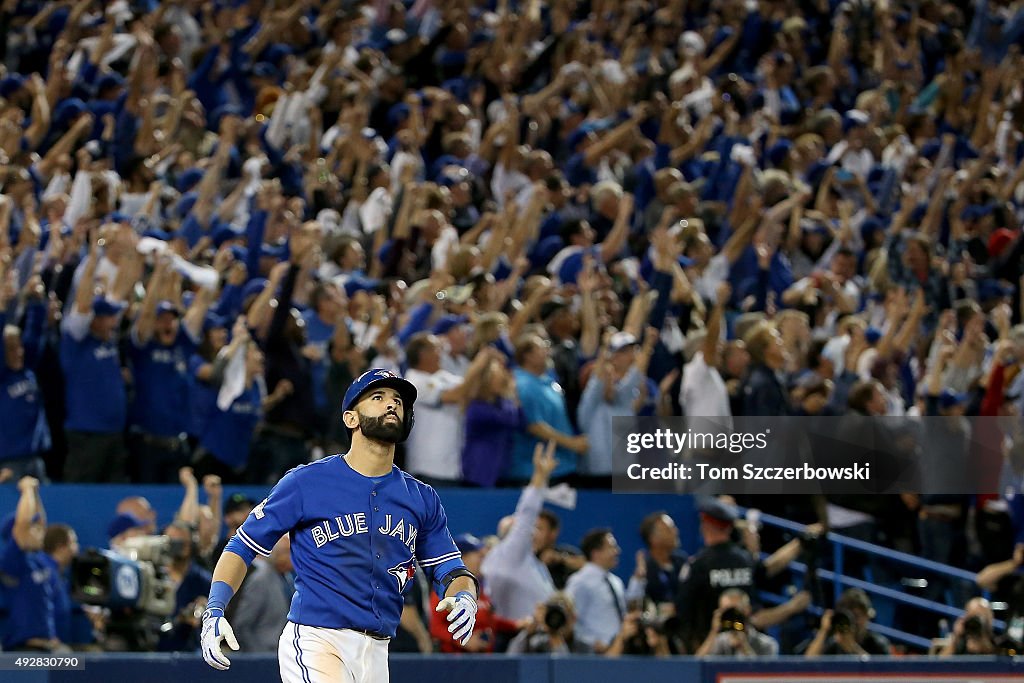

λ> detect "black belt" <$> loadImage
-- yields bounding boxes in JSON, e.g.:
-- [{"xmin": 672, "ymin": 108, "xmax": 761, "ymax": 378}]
[{"xmin": 350, "ymin": 628, "xmax": 390, "ymax": 641}]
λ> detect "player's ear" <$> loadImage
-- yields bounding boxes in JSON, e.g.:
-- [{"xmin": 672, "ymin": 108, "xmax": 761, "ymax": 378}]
[{"xmin": 342, "ymin": 409, "xmax": 359, "ymax": 430}]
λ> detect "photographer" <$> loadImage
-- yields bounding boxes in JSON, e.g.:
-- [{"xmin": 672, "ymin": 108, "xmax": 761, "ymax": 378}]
[
  {"xmin": 695, "ymin": 589, "xmax": 779, "ymax": 657},
  {"xmin": 603, "ymin": 604, "xmax": 672, "ymax": 657},
  {"xmin": 156, "ymin": 520, "xmax": 213, "ymax": 652},
  {"xmin": 939, "ymin": 598, "xmax": 1000, "ymax": 656},
  {"xmin": 804, "ymin": 588, "xmax": 891, "ymax": 656},
  {"xmin": 507, "ymin": 593, "xmax": 592, "ymax": 654}
]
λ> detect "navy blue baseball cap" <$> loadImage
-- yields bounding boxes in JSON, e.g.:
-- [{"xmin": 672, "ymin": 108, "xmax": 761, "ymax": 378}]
[
  {"xmin": 939, "ymin": 389, "xmax": 968, "ymax": 410},
  {"xmin": 342, "ymin": 369, "xmax": 418, "ymax": 441},
  {"xmin": 432, "ymin": 314, "xmax": 469, "ymax": 336},
  {"xmin": 0, "ymin": 73, "xmax": 25, "ymax": 98},
  {"xmin": 92, "ymin": 296, "xmax": 127, "ymax": 317},
  {"xmin": 107, "ymin": 513, "xmax": 147, "ymax": 540},
  {"xmin": 156, "ymin": 300, "xmax": 181, "ymax": 317},
  {"xmin": 454, "ymin": 533, "xmax": 484, "ymax": 554}
]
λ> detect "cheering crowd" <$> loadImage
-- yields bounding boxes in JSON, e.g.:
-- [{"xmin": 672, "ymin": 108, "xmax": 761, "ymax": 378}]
[{"xmin": 2, "ymin": 0, "xmax": 1024, "ymax": 659}]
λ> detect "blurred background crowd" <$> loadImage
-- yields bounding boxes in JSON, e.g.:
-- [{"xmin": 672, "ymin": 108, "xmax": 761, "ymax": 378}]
[{"xmin": 2, "ymin": 0, "xmax": 1024, "ymax": 661}]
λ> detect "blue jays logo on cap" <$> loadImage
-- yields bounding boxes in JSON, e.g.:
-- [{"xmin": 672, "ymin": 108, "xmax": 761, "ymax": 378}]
[{"xmin": 388, "ymin": 555, "xmax": 417, "ymax": 592}]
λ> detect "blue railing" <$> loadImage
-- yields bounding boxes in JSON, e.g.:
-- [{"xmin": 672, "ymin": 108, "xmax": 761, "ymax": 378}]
[{"xmin": 751, "ymin": 510, "xmax": 1000, "ymax": 650}]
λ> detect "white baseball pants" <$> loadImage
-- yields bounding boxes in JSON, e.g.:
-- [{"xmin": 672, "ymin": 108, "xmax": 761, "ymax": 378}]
[{"xmin": 278, "ymin": 621, "xmax": 390, "ymax": 683}]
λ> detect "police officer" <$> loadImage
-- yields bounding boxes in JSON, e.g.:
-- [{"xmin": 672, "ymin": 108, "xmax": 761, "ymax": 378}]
[{"xmin": 674, "ymin": 499, "xmax": 762, "ymax": 652}]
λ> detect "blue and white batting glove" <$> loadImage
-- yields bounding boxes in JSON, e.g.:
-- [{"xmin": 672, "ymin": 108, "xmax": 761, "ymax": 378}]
[
  {"xmin": 436, "ymin": 591, "xmax": 478, "ymax": 646},
  {"xmin": 201, "ymin": 608, "xmax": 240, "ymax": 670}
]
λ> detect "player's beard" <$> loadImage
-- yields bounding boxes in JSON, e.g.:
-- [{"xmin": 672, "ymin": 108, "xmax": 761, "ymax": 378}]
[{"xmin": 357, "ymin": 411, "xmax": 404, "ymax": 444}]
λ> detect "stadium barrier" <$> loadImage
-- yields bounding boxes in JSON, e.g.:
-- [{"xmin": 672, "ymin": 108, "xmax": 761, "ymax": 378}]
[
  {"xmin": 0, "ymin": 485, "xmax": 701, "ymax": 582},
  {"xmin": 7, "ymin": 653, "xmax": 1024, "ymax": 683}
]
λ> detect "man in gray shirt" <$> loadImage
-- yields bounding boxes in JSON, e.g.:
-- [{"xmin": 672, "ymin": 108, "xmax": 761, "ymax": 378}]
[
  {"xmin": 228, "ymin": 535, "xmax": 292, "ymax": 651},
  {"xmin": 695, "ymin": 589, "xmax": 779, "ymax": 657},
  {"xmin": 480, "ymin": 442, "xmax": 559, "ymax": 620}
]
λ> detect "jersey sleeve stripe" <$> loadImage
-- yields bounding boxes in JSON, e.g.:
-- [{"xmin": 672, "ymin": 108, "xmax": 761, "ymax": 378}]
[
  {"xmin": 237, "ymin": 528, "xmax": 272, "ymax": 556},
  {"xmin": 419, "ymin": 551, "xmax": 462, "ymax": 567}
]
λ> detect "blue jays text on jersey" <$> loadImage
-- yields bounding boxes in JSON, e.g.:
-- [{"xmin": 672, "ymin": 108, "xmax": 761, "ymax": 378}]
[{"xmin": 229, "ymin": 455, "xmax": 467, "ymax": 637}]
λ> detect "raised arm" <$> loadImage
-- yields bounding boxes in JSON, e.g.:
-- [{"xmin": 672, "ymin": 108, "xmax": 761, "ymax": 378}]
[
  {"xmin": 133, "ymin": 257, "xmax": 168, "ymax": 345},
  {"xmin": 598, "ymin": 193, "xmax": 634, "ymax": 264},
  {"xmin": 12, "ymin": 476, "xmax": 45, "ymax": 550}
]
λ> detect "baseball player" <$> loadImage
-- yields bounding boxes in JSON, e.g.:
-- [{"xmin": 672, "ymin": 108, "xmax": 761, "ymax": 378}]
[{"xmin": 201, "ymin": 368, "xmax": 479, "ymax": 681}]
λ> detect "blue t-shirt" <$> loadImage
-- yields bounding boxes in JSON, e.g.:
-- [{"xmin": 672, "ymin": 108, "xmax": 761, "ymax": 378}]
[
  {"xmin": 199, "ymin": 382, "xmax": 263, "ymax": 469},
  {"xmin": 0, "ymin": 541, "xmax": 56, "ymax": 649},
  {"xmin": 60, "ymin": 331, "xmax": 126, "ymax": 433},
  {"xmin": 230, "ymin": 456, "xmax": 467, "ymax": 637},
  {"xmin": 300, "ymin": 310, "xmax": 334, "ymax": 415},
  {"xmin": 0, "ymin": 365, "xmax": 48, "ymax": 461},
  {"xmin": 0, "ymin": 308, "xmax": 49, "ymax": 460},
  {"xmin": 41, "ymin": 554, "xmax": 71, "ymax": 644},
  {"xmin": 129, "ymin": 329, "xmax": 198, "ymax": 436},
  {"xmin": 187, "ymin": 354, "xmax": 218, "ymax": 439},
  {"xmin": 564, "ymin": 152, "xmax": 598, "ymax": 187},
  {"xmin": 507, "ymin": 369, "xmax": 578, "ymax": 481}
]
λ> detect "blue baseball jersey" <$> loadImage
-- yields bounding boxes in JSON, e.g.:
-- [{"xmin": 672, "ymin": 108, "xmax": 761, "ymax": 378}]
[{"xmin": 231, "ymin": 455, "xmax": 466, "ymax": 637}]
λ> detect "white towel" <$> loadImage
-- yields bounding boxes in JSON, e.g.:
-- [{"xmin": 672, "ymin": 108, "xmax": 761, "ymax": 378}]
[{"xmin": 217, "ymin": 343, "xmax": 248, "ymax": 411}]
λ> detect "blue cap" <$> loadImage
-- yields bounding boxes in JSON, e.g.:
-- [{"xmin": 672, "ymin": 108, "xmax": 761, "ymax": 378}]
[
  {"xmin": 919, "ymin": 139, "xmax": 942, "ymax": 160},
  {"xmin": 156, "ymin": 300, "xmax": 180, "ymax": 317},
  {"xmin": 566, "ymin": 126, "xmax": 592, "ymax": 151},
  {"xmin": 557, "ymin": 252, "xmax": 588, "ymax": 284},
  {"xmin": 203, "ymin": 312, "xmax": 228, "ymax": 332},
  {"xmin": 961, "ymin": 204, "xmax": 994, "ymax": 221},
  {"xmin": 388, "ymin": 102, "xmax": 411, "ymax": 127},
  {"xmin": 97, "ymin": 72, "xmax": 126, "ymax": 92},
  {"xmin": 0, "ymin": 73, "xmax": 25, "ymax": 98},
  {"xmin": 860, "ymin": 216, "xmax": 885, "ymax": 239},
  {"xmin": 978, "ymin": 279, "xmax": 1014, "ymax": 301},
  {"xmin": 175, "ymin": 192, "xmax": 198, "ymax": 218},
  {"xmin": 431, "ymin": 154, "xmax": 464, "ymax": 180},
  {"xmin": 107, "ymin": 513, "xmax": 147, "ymax": 540},
  {"xmin": 766, "ymin": 139, "xmax": 792, "ymax": 168},
  {"xmin": 108, "ymin": 211, "xmax": 133, "ymax": 224},
  {"xmin": 438, "ymin": 50, "xmax": 467, "ymax": 67},
  {"xmin": 344, "ymin": 274, "xmax": 381, "ymax": 298},
  {"xmin": 341, "ymin": 369, "xmax": 418, "ymax": 441},
  {"xmin": 470, "ymin": 31, "xmax": 493, "ymax": 48},
  {"xmin": 92, "ymin": 296, "xmax": 127, "ymax": 317},
  {"xmin": 212, "ymin": 223, "xmax": 245, "ymax": 247},
  {"xmin": 53, "ymin": 97, "xmax": 87, "ymax": 126},
  {"xmin": 241, "ymin": 277, "xmax": 269, "ymax": 302},
  {"xmin": 432, "ymin": 314, "xmax": 469, "ymax": 336},
  {"xmin": 865, "ymin": 326, "xmax": 883, "ymax": 344},
  {"xmin": 210, "ymin": 104, "xmax": 244, "ymax": 132},
  {"xmin": 938, "ymin": 389, "xmax": 968, "ymax": 410},
  {"xmin": 530, "ymin": 235, "xmax": 565, "ymax": 270},
  {"xmin": 251, "ymin": 62, "xmax": 280, "ymax": 80},
  {"xmin": 454, "ymin": 533, "xmax": 484, "ymax": 554},
  {"xmin": 176, "ymin": 168, "xmax": 204, "ymax": 194},
  {"xmin": 262, "ymin": 43, "xmax": 293, "ymax": 67},
  {"xmin": 143, "ymin": 227, "xmax": 174, "ymax": 242}
]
